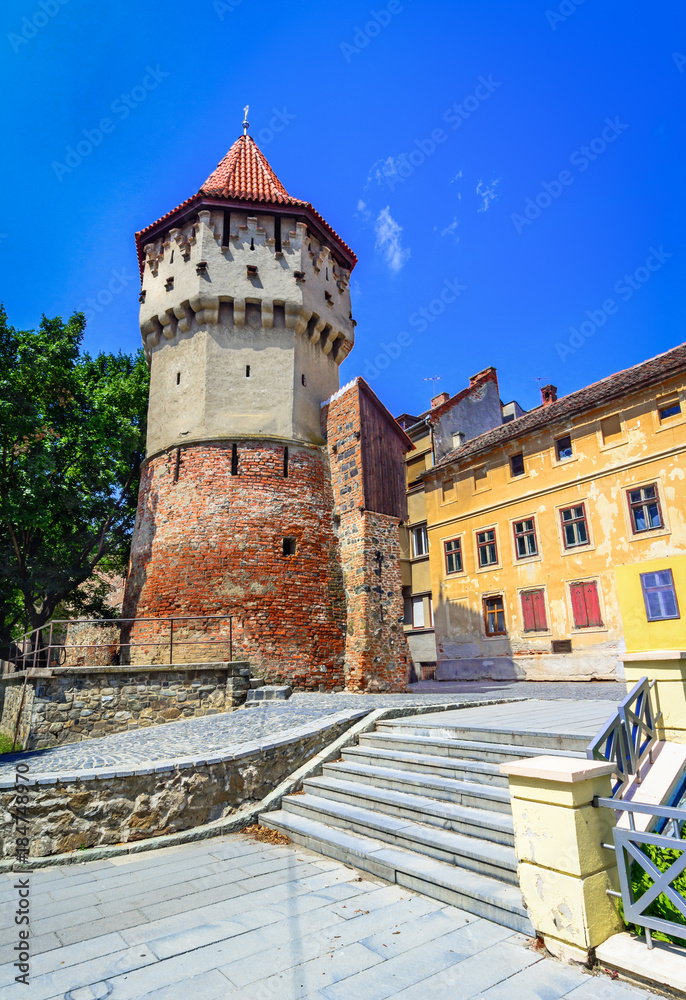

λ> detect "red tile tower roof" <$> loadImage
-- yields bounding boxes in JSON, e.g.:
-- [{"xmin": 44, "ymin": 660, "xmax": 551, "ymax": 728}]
[
  {"xmin": 200, "ymin": 134, "xmax": 300, "ymax": 204},
  {"xmin": 135, "ymin": 133, "xmax": 357, "ymax": 272}
]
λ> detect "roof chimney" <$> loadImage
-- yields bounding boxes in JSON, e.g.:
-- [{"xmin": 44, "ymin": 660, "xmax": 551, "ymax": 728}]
[
  {"xmin": 431, "ymin": 392, "xmax": 450, "ymax": 408},
  {"xmin": 469, "ymin": 366, "xmax": 498, "ymax": 389},
  {"xmin": 541, "ymin": 384, "xmax": 558, "ymax": 406}
]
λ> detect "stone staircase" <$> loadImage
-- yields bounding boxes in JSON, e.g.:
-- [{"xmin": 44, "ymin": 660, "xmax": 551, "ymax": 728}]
[{"xmin": 263, "ymin": 711, "xmax": 589, "ymax": 934}]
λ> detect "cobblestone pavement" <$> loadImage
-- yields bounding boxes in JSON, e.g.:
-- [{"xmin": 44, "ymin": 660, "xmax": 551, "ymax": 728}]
[
  {"xmin": 0, "ymin": 680, "xmax": 626, "ymax": 781},
  {"xmin": 0, "ymin": 833, "xmax": 658, "ymax": 1000}
]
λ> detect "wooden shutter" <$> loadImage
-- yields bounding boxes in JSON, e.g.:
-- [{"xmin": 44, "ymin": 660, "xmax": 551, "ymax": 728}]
[
  {"xmin": 522, "ymin": 590, "xmax": 547, "ymax": 631},
  {"xmin": 570, "ymin": 582, "xmax": 602, "ymax": 628},
  {"xmin": 583, "ymin": 581, "xmax": 603, "ymax": 626},
  {"xmin": 532, "ymin": 590, "xmax": 547, "ymax": 630},
  {"xmin": 521, "ymin": 591, "xmax": 536, "ymax": 631},
  {"xmin": 570, "ymin": 583, "xmax": 588, "ymax": 628}
]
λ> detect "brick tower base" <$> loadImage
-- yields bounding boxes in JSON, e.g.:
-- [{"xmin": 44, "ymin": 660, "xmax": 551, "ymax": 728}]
[{"xmin": 123, "ymin": 441, "xmax": 347, "ymax": 689}]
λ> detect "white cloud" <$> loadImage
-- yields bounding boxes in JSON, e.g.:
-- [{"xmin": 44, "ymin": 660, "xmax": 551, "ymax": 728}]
[
  {"xmin": 450, "ymin": 170, "xmax": 463, "ymax": 183},
  {"xmin": 477, "ymin": 178, "xmax": 500, "ymax": 213},
  {"xmin": 438, "ymin": 217, "xmax": 459, "ymax": 240},
  {"xmin": 374, "ymin": 206, "xmax": 410, "ymax": 273},
  {"xmin": 356, "ymin": 199, "xmax": 371, "ymax": 222},
  {"xmin": 367, "ymin": 156, "xmax": 400, "ymax": 189}
]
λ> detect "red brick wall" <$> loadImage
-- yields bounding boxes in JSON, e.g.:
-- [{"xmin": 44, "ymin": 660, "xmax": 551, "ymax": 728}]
[
  {"xmin": 123, "ymin": 441, "xmax": 346, "ymax": 689},
  {"xmin": 325, "ymin": 381, "xmax": 410, "ymax": 691}
]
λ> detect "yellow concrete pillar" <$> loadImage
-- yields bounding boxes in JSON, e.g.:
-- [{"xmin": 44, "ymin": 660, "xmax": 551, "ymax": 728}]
[
  {"xmin": 501, "ymin": 756, "xmax": 625, "ymax": 963},
  {"xmin": 621, "ymin": 652, "xmax": 686, "ymax": 743}
]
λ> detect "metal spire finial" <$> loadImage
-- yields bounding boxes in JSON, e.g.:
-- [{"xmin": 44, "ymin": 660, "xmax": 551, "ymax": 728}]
[{"xmin": 242, "ymin": 105, "xmax": 249, "ymax": 136}]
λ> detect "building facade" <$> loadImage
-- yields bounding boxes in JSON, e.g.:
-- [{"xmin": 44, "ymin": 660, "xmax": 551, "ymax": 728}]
[
  {"xmin": 122, "ymin": 130, "xmax": 411, "ymax": 690},
  {"xmin": 423, "ymin": 344, "xmax": 686, "ymax": 681}
]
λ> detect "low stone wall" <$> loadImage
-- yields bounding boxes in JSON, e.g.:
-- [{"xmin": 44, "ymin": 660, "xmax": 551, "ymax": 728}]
[
  {"xmin": 436, "ymin": 651, "xmax": 624, "ymax": 682},
  {"xmin": 0, "ymin": 715, "xmax": 357, "ymax": 858},
  {"xmin": 0, "ymin": 662, "xmax": 251, "ymax": 750}
]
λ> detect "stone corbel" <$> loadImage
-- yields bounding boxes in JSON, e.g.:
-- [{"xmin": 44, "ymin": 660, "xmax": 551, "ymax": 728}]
[
  {"xmin": 173, "ymin": 302, "xmax": 192, "ymax": 334},
  {"xmin": 308, "ymin": 316, "xmax": 327, "ymax": 344},
  {"xmin": 170, "ymin": 227, "xmax": 191, "ymax": 260},
  {"xmin": 190, "ymin": 293, "xmax": 219, "ymax": 325},
  {"xmin": 141, "ymin": 316, "xmax": 162, "ymax": 347},
  {"xmin": 144, "ymin": 244, "xmax": 159, "ymax": 277},
  {"xmin": 322, "ymin": 327, "xmax": 340, "ymax": 355},
  {"xmin": 159, "ymin": 311, "xmax": 176, "ymax": 340},
  {"xmin": 284, "ymin": 301, "xmax": 302, "ymax": 331},
  {"xmin": 261, "ymin": 301, "xmax": 274, "ymax": 329},
  {"xmin": 233, "ymin": 298, "xmax": 246, "ymax": 326}
]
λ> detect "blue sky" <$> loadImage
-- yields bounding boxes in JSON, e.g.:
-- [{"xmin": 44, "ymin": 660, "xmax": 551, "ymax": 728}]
[{"xmin": 2, "ymin": 0, "xmax": 685, "ymax": 417}]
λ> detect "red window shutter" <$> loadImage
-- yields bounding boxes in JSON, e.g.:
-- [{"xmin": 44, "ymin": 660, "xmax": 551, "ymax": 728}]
[
  {"xmin": 532, "ymin": 590, "xmax": 547, "ymax": 630},
  {"xmin": 570, "ymin": 583, "xmax": 588, "ymax": 628},
  {"xmin": 583, "ymin": 581, "xmax": 603, "ymax": 626},
  {"xmin": 521, "ymin": 591, "xmax": 536, "ymax": 631}
]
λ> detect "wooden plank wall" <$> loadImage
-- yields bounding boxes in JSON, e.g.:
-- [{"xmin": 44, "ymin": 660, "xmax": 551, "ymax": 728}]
[{"xmin": 359, "ymin": 388, "xmax": 409, "ymax": 520}]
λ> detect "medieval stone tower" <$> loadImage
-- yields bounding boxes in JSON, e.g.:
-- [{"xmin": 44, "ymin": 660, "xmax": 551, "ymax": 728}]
[{"xmin": 123, "ymin": 124, "xmax": 411, "ymax": 691}]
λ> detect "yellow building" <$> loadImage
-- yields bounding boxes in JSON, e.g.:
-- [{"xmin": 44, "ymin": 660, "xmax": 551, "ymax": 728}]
[{"xmin": 422, "ymin": 343, "xmax": 686, "ymax": 681}]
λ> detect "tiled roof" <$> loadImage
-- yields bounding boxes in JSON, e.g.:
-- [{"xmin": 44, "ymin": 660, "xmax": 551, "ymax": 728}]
[
  {"xmin": 135, "ymin": 133, "xmax": 357, "ymax": 272},
  {"xmin": 433, "ymin": 341, "xmax": 686, "ymax": 471},
  {"xmin": 200, "ymin": 134, "xmax": 301, "ymax": 204}
]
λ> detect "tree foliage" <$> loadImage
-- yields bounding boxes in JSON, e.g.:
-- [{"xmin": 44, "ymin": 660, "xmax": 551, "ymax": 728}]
[{"xmin": 0, "ymin": 306, "xmax": 148, "ymax": 654}]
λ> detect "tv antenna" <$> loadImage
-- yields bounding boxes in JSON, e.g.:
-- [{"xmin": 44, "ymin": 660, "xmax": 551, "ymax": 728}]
[{"xmin": 423, "ymin": 376, "xmax": 442, "ymax": 396}]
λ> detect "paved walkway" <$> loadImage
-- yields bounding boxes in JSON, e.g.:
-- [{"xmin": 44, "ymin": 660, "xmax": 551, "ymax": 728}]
[{"xmin": 0, "ymin": 833, "xmax": 658, "ymax": 999}]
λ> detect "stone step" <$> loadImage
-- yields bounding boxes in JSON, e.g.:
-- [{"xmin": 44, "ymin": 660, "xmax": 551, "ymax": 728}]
[
  {"xmin": 249, "ymin": 677, "xmax": 265, "ymax": 689},
  {"xmin": 376, "ymin": 719, "xmax": 589, "ymax": 752},
  {"xmin": 358, "ymin": 730, "xmax": 581, "ymax": 764},
  {"xmin": 244, "ymin": 684, "xmax": 292, "ymax": 705},
  {"xmin": 341, "ymin": 745, "xmax": 508, "ymax": 787},
  {"xmin": 303, "ymin": 775, "xmax": 515, "ymax": 846},
  {"xmin": 322, "ymin": 760, "xmax": 512, "ymax": 814},
  {"xmin": 261, "ymin": 810, "xmax": 534, "ymax": 935},
  {"xmin": 282, "ymin": 792, "xmax": 519, "ymax": 884}
]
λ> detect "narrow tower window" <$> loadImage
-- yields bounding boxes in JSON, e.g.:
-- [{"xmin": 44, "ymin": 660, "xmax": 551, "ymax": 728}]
[
  {"xmin": 222, "ymin": 209, "xmax": 231, "ymax": 247},
  {"xmin": 283, "ymin": 446, "xmax": 289, "ymax": 478},
  {"xmin": 173, "ymin": 447, "xmax": 181, "ymax": 483},
  {"xmin": 176, "ymin": 372, "xmax": 181, "ymax": 385},
  {"xmin": 301, "ymin": 374, "xmax": 307, "ymax": 387},
  {"xmin": 274, "ymin": 215, "xmax": 282, "ymax": 253},
  {"xmin": 231, "ymin": 443, "xmax": 238, "ymax": 476},
  {"xmin": 283, "ymin": 537, "xmax": 296, "ymax": 556},
  {"xmin": 170, "ymin": 250, "xmax": 174, "ymax": 263},
  {"xmin": 250, "ymin": 237, "xmax": 255, "ymax": 251},
  {"xmin": 245, "ymin": 365, "xmax": 251, "ymax": 378}
]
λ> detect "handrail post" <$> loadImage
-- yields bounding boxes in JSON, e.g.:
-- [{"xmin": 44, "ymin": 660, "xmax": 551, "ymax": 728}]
[
  {"xmin": 169, "ymin": 617, "xmax": 174, "ymax": 665},
  {"xmin": 230, "ymin": 616, "xmax": 233, "ymax": 662},
  {"xmin": 47, "ymin": 622, "xmax": 54, "ymax": 668}
]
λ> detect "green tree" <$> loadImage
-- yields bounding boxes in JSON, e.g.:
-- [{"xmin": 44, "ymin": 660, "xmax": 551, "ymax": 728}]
[{"xmin": 0, "ymin": 306, "xmax": 148, "ymax": 659}]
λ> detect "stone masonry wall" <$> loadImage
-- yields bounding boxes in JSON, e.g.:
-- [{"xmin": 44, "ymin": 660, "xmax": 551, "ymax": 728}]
[
  {"xmin": 123, "ymin": 441, "xmax": 347, "ymax": 689},
  {"xmin": 0, "ymin": 663, "xmax": 251, "ymax": 750},
  {"xmin": 0, "ymin": 717, "xmax": 355, "ymax": 858},
  {"xmin": 0, "ymin": 681, "xmax": 35, "ymax": 750},
  {"xmin": 324, "ymin": 381, "xmax": 410, "ymax": 691}
]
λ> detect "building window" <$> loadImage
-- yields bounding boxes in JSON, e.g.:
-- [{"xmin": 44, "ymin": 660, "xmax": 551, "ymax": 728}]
[
  {"xmin": 473, "ymin": 465, "xmax": 488, "ymax": 488},
  {"xmin": 513, "ymin": 519, "xmax": 538, "ymax": 559},
  {"xmin": 283, "ymin": 537, "xmax": 297, "ymax": 556},
  {"xmin": 627, "ymin": 484, "xmax": 663, "ymax": 533},
  {"xmin": 510, "ymin": 453, "xmax": 525, "ymax": 477},
  {"xmin": 444, "ymin": 538, "xmax": 463, "ymax": 575},
  {"xmin": 658, "ymin": 395, "xmax": 681, "ymax": 422},
  {"xmin": 402, "ymin": 588, "xmax": 413, "ymax": 626},
  {"xmin": 560, "ymin": 504, "xmax": 589, "ymax": 548},
  {"xmin": 412, "ymin": 596, "xmax": 425, "ymax": 628},
  {"xmin": 641, "ymin": 570, "xmax": 680, "ymax": 621},
  {"xmin": 521, "ymin": 589, "xmax": 548, "ymax": 632},
  {"xmin": 600, "ymin": 414, "xmax": 623, "ymax": 444},
  {"xmin": 412, "ymin": 525, "xmax": 429, "ymax": 558},
  {"xmin": 483, "ymin": 595, "xmax": 506, "ymax": 636},
  {"xmin": 570, "ymin": 581, "xmax": 603, "ymax": 628},
  {"xmin": 555, "ymin": 435, "xmax": 573, "ymax": 461},
  {"xmin": 477, "ymin": 529, "xmax": 498, "ymax": 567}
]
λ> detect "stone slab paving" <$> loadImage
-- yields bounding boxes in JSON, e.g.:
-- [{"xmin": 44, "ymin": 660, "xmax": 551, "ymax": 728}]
[
  {"xmin": 391, "ymin": 699, "xmax": 620, "ymax": 739},
  {"xmin": 0, "ymin": 833, "xmax": 660, "ymax": 999}
]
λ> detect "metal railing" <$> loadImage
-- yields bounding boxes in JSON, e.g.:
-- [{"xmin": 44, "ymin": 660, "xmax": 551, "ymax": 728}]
[
  {"xmin": 586, "ymin": 676, "xmax": 661, "ymax": 796},
  {"xmin": 595, "ymin": 795, "xmax": 686, "ymax": 949},
  {"xmin": 11, "ymin": 614, "xmax": 235, "ymax": 672}
]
